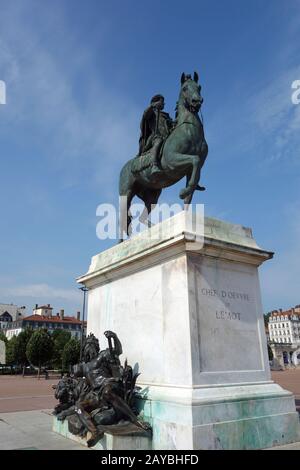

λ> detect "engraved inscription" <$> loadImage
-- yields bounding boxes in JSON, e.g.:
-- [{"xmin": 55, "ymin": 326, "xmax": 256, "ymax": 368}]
[
  {"xmin": 193, "ymin": 256, "xmax": 262, "ymax": 372},
  {"xmin": 216, "ymin": 310, "xmax": 241, "ymax": 320},
  {"xmin": 201, "ymin": 288, "xmax": 250, "ymax": 302}
]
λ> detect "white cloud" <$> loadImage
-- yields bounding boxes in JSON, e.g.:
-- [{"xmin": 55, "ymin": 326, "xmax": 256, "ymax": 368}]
[
  {"xmin": 0, "ymin": 283, "xmax": 81, "ymax": 304},
  {"xmin": 207, "ymin": 62, "xmax": 300, "ymax": 168},
  {"xmin": 260, "ymin": 202, "xmax": 300, "ymax": 311},
  {"xmin": 249, "ymin": 65, "xmax": 300, "ymax": 148},
  {"xmin": 0, "ymin": 1, "xmax": 139, "ymax": 194}
]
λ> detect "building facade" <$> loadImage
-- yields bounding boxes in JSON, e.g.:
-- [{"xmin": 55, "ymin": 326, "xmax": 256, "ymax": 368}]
[
  {"xmin": 32, "ymin": 304, "xmax": 53, "ymax": 317},
  {"xmin": 3, "ymin": 305, "xmax": 86, "ymax": 340},
  {"xmin": 268, "ymin": 307, "xmax": 300, "ymax": 345},
  {"xmin": 0, "ymin": 303, "xmax": 26, "ymax": 331},
  {"xmin": 267, "ymin": 305, "xmax": 300, "ymax": 367}
]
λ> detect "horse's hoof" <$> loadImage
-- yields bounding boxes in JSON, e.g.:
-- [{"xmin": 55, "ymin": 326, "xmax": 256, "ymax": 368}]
[
  {"xmin": 179, "ymin": 187, "xmax": 192, "ymax": 199},
  {"xmin": 196, "ymin": 184, "xmax": 206, "ymax": 191}
]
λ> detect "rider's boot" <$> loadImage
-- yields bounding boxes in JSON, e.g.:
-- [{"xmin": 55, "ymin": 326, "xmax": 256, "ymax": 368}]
[{"xmin": 151, "ymin": 139, "xmax": 163, "ymax": 177}]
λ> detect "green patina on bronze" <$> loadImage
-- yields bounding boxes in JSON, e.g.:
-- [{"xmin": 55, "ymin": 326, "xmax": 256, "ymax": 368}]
[{"xmin": 119, "ymin": 72, "xmax": 208, "ymax": 239}]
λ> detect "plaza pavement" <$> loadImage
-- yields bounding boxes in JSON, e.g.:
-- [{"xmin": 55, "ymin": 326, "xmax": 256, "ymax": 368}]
[
  {"xmin": 0, "ymin": 409, "xmax": 88, "ymax": 450},
  {"xmin": 0, "ymin": 376, "xmax": 87, "ymax": 450},
  {"xmin": 0, "ymin": 371, "xmax": 300, "ymax": 450}
]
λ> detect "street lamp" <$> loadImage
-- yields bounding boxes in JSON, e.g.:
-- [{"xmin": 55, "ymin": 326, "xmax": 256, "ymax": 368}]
[{"xmin": 79, "ymin": 286, "xmax": 88, "ymax": 362}]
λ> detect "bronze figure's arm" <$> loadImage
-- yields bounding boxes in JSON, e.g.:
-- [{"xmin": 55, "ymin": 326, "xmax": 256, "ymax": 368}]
[{"xmin": 104, "ymin": 330, "xmax": 123, "ymax": 356}]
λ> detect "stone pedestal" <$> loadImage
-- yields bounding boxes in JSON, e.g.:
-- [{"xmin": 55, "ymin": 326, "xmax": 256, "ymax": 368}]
[{"xmin": 77, "ymin": 211, "xmax": 300, "ymax": 450}]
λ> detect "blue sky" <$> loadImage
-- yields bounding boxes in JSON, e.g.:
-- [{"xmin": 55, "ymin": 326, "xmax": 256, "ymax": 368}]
[{"xmin": 0, "ymin": 0, "xmax": 299, "ymax": 316}]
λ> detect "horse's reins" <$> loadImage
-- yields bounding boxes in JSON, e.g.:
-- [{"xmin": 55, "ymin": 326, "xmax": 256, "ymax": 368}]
[{"xmin": 174, "ymin": 96, "xmax": 205, "ymax": 128}]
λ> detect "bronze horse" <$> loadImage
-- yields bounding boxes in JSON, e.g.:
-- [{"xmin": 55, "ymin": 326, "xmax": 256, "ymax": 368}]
[{"xmin": 119, "ymin": 72, "xmax": 208, "ymax": 239}]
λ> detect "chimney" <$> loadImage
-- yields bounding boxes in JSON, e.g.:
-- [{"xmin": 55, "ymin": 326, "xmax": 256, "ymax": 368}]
[
  {"xmin": 35, "ymin": 304, "xmax": 38, "ymax": 309},
  {"xmin": 48, "ymin": 304, "xmax": 50, "ymax": 308},
  {"xmin": 59, "ymin": 309, "xmax": 64, "ymax": 320},
  {"xmin": 77, "ymin": 311, "xmax": 81, "ymax": 321}
]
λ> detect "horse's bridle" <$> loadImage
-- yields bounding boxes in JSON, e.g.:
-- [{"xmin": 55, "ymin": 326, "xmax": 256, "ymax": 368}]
[{"xmin": 175, "ymin": 103, "xmax": 204, "ymax": 130}]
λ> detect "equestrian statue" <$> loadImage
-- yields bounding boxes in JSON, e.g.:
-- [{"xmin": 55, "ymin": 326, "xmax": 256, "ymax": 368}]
[{"xmin": 119, "ymin": 71, "xmax": 208, "ymax": 240}]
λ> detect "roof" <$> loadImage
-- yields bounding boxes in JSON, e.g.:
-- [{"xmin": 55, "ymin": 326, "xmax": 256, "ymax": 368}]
[
  {"xmin": 0, "ymin": 303, "xmax": 19, "ymax": 307},
  {"xmin": 35, "ymin": 305, "xmax": 53, "ymax": 310},
  {"xmin": 270, "ymin": 309, "xmax": 300, "ymax": 318},
  {"xmin": 24, "ymin": 314, "xmax": 86, "ymax": 325}
]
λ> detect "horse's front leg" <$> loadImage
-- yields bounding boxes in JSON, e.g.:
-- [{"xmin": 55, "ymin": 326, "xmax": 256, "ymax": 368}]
[
  {"xmin": 173, "ymin": 153, "xmax": 201, "ymax": 201},
  {"xmin": 183, "ymin": 142, "xmax": 208, "ymax": 203}
]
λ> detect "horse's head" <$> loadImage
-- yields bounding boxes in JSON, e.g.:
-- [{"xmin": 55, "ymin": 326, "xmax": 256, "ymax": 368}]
[{"xmin": 180, "ymin": 72, "xmax": 203, "ymax": 113}]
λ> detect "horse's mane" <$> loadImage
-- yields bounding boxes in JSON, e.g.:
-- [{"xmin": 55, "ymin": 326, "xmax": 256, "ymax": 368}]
[
  {"xmin": 175, "ymin": 79, "xmax": 193, "ymax": 119},
  {"xmin": 175, "ymin": 93, "xmax": 184, "ymax": 120},
  {"xmin": 175, "ymin": 101, "xmax": 179, "ymax": 120}
]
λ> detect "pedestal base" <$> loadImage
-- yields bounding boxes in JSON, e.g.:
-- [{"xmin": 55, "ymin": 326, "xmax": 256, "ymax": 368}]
[
  {"xmin": 53, "ymin": 417, "xmax": 152, "ymax": 450},
  {"xmin": 77, "ymin": 212, "xmax": 300, "ymax": 450},
  {"xmin": 136, "ymin": 383, "xmax": 300, "ymax": 449}
]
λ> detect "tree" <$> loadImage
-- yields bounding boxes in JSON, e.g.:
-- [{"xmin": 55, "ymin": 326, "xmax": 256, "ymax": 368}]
[
  {"xmin": 62, "ymin": 337, "xmax": 80, "ymax": 371},
  {"xmin": 51, "ymin": 329, "xmax": 71, "ymax": 369},
  {"xmin": 14, "ymin": 328, "xmax": 34, "ymax": 370},
  {"xmin": 268, "ymin": 344, "xmax": 274, "ymax": 361},
  {"xmin": 0, "ymin": 331, "xmax": 8, "ymax": 344},
  {"xmin": 264, "ymin": 312, "xmax": 271, "ymax": 327},
  {"xmin": 6, "ymin": 336, "xmax": 18, "ymax": 365},
  {"xmin": 26, "ymin": 329, "xmax": 54, "ymax": 377}
]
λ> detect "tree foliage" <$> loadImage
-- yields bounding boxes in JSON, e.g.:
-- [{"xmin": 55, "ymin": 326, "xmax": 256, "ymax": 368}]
[
  {"xmin": 62, "ymin": 337, "xmax": 80, "ymax": 370},
  {"xmin": 14, "ymin": 328, "xmax": 34, "ymax": 366},
  {"xmin": 264, "ymin": 313, "xmax": 271, "ymax": 327},
  {"xmin": 0, "ymin": 331, "xmax": 8, "ymax": 344},
  {"xmin": 26, "ymin": 329, "xmax": 54, "ymax": 371},
  {"xmin": 51, "ymin": 329, "xmax": 71, "ymax": 369},
  {"xmin": 6, "ymin": 336, "xmax": 18, "ymax": 364},
  {"xmin": 268, "ymin": 344, "xmax": 274, "ymax": 361}
]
